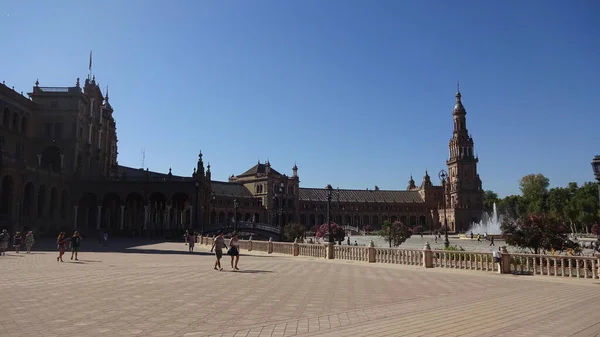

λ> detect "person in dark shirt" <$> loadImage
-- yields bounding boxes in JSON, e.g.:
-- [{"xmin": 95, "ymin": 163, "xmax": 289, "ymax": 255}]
[
  {"xmin": 70, "ymin": 231, "xmax": 82, "ymax": 261},
  {"xmin": 13, "ymin": 232, "xmax": 22, "ymax": 253}
]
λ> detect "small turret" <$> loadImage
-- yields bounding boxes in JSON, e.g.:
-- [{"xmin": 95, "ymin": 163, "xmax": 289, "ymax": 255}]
[
  {"xmin": 420, "ymin": 170, "xmax": 433, "ymax": 188},
  {"xmin": 292, "ymin": 162, "xmax": 298, "ymax": 177},
  {"xmin": 407, "ymin": 175, "xmax": 416, "ymax": 190},
  {"xmin": 197, "ymin": 151, "xmax": 205, "ymax": 177}
]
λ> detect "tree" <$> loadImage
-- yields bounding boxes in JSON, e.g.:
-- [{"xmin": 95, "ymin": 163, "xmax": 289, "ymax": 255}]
[
  {"xmin": 497, "ymin": 194, "xmax": 527, "ymax": 220},
  {"xmin": 379, "ymin": 220, "xmax": 413, "ymax": 247},
  {"xmin": 501, "ymin": 214, "xmax": 572, "ymax": 254},
  {"xmin": 519, "ymin": 174, "xmax": 550, "ymax": 214},
  {"xmin": 315, "ymin": 222, "xmax": 346, "ymax": 244},
  {"xmin": 482, "ymin": 190, "xmax": 499, "ymax": 213},
  {"xmin": 282, "ymin": 223, "xmax": 306, "ymax": 242}
]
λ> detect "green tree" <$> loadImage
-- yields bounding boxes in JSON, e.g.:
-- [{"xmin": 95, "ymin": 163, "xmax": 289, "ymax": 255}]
[
  {"xmin": 497, "ymin": 195, "xmax": 527, "ymax": 220},
  {"xmin": 482, "ymin": 190, "xmax": 499, "ymax": 213},
  {"xmin": 501, "ymin": 215, "xmax": 572, "ymax": 254},
  {"xmin": 282, "ymin": 223, "xmax": 306, "ymax": 242},
  {"xmin": 378, "ymin": 220, "xmax": 413, "ymax": 248},
  {"xmin": 519, "ymin": 174, "xmax": 550, "ymax": 214}
]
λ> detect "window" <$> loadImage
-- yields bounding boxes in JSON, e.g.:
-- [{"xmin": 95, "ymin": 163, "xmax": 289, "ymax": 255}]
[
  {"xmin": 2, "ymin": 108, "xmax": 9, "ymax": 127},
  {"xmin": 44, "ymin": 123, "xmax": 52, "ymax": 138},
  {"xmin": 21, "ymin": 117, "xmax": 27, "ymax": 135},
  {"xmin": 54, "ymin": 124, "xmax": 63, "ymax": 139},
  {"xmin": 12, "ymin": 114, "xmax": 18, "ymax": 130}
]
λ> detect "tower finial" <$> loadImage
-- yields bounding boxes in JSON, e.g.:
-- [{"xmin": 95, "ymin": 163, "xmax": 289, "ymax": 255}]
[{"xmin": 457, "ymin": 81, "xmax": 460, "ymax": 93}]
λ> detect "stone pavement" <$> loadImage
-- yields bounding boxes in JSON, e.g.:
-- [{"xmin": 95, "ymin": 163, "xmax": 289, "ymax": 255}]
[{"xmin": 1, "ymin": 241, "xmax": 600, "ymax": 337}]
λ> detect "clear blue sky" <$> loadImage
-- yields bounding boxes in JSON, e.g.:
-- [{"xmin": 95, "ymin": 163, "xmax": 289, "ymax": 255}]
[{"xmin": 1, "ymin": 0, "xmax": 599, "ymax": 197}]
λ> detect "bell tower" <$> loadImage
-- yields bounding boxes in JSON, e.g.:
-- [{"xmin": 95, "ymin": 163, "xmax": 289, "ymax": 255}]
[{"xmin": 445, "ymin": 86, "xmax": 483, "ymax": 232}]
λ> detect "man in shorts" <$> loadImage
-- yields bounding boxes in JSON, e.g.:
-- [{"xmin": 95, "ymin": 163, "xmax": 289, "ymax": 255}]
[{"xmin": 210, "ymin": 231, "xmax": 227, "ymax": 271}]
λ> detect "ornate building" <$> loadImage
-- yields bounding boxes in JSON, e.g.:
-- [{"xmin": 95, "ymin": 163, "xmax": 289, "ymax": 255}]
[{"xmin": 0, "ymin": 75, "xmax": 483, "ymax": 237}]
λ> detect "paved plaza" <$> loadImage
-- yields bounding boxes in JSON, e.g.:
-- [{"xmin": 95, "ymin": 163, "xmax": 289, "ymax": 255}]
[{"xmin": 1, "ymin": 240, "xmax": 600, "ymax": 337}]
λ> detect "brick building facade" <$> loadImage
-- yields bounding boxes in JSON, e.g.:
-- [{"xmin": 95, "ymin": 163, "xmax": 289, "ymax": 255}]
[{"xmin": 0, "ymin": 76, "xmax": 483, "ymax": 237}]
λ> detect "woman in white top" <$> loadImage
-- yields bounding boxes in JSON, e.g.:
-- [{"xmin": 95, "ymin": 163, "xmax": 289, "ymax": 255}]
[{"xmin": 228, "ymin": 232, "xmax": 240, "ymax": 270}]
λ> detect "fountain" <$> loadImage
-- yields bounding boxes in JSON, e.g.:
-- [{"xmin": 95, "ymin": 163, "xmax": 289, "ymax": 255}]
[{"xmin": 467, "ymin": 202, "xmax": 504, "ymax": 235}]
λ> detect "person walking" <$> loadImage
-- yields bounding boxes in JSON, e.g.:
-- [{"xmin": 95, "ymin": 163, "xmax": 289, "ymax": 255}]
[
  {"xmin": 13, "ymin": 232, "xmax": 23, "ymax": 253},
  {"xmin": 24, "ymin": 231, "xmax": 35, "ymax": 254},
  {"xmin": 57, "ymin": 232, "xmax": 68, "ymax": 262},
  {"xmin": 187, "ymin": 231, "xmax": 195, "ymax": 252},
  {"xmin": 210, "ymin": 231, "xmax": 227, "ymax": 271},
  {"xmin": 228, "ymin": 232, "xmax": 240, "ymax": 270},
  {"xmin": 489, "ymin": 236, "xmax": 495, "ymax": 246},
  {"xmin": 0, "ymin": 229, "xmax": 9, "ymax": 256},
  {"xmin": 70, "ymin": 231, "xmax": 82, "ymax": 261}
]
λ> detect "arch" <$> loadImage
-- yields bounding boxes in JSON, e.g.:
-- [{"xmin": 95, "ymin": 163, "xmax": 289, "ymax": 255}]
[
  {"xmin": 218, "ymin": 211, "xmax": 225, "ymax": 224},
  {"xmin": 287, "ymin": 213, "xmax": 293, "ymax": 224},
  {"xmin": 149, "ymin": 192, "xmax": 167, "ymax": 230},
  {"xmin": 354, "ymin": 215, "xmax": 360, "ymax": 226},
  {"xmin": 211, "ymin": 209, "xmax": 217, "ymax": 224},
  {"xmin": 382, "ymin": 215, "xmax": 388, "ymax": 223},
  {"xmin": 419, "ymin": 215, "xmax": 427, "ymax": 226},
  {"xmin": 171, "ymin": 192, "xmax": 190, "ymax": 229},
  {"xmin": 77, "ymin": 192, "xmax": 98, "ymax": 230},
  {"xmin": 235, "ymin": 212, "xmax": 242, "ymax": 222},
  {"xmin": 49, "ymin": 187, "xmax": 59, "ymax": 219},
  {"xmin": 0, "ymin": 175, "xmax": 15, "ymax": 218},
  {"xmin": 410, "ymin": 216, "xmax": 417, "ymax": 226},
  {"xmin": 41, "ymin": 146, "xmax": 62, "ymax": 173},
  {"xmin": 60, "ymin": 189, "xmax": 69, "ymax": 220},
  {"xmin": 362, "ymin": 215, "xmax": 370, "ymax": 226},
  {"xmin": 37, "ymin": 185, "xmax": 47, "ymax": 219},
  {"xmin": 12, "ymin": 113, "xmax": 18, "ymax": 131},
  {"xmin": 344, "ymin": 215, "xmax": 351, "ymax": 225},
  {"xmin": 227, "ymin": 212, "xmax": 233, "ymax": 224},
  {"xmin": 244, "ymin": 213, "xmax": 251, "ymax": 221},
  {"xmin": 124, "ymin": 192, "xmax": 145, "ymax": 231},
  {"xmin": 372, "ymin": 215, "xmax": 379, "ymax": 227},
  {"xmin": 22, "ymin": 182, "xmax": 35, "ymax": 217},
  {"xmin": 334, "ymin": 215, "xmax": 342, "ymax": 224},
  {"xmin": 309, "ymin": 214, "xmax": 315, "ymax": 226},
  {"xmin": 102, "ymin": 193, "xmax": 122, "ymax": 230},
  {"xmin": 318, "ymin": 214, "xmax": 325, "ymax": 225},
  {"xmin": 400, "ymin": 215, "xmax": 407, "ymax": 224},
  {"xmin": 391, "ymin": 216, "xmax": 397, "ymax": 223},
  {"xmin": 300, "ymin": 214, "xmax": 307, "ymax": 225},
  {"xmin": 21, "ymin": 116, "xmax": 28, "ymax": 134},
  {"xmin": 253, "ymin": 213, "xmax": 260, "ymax": 223}
]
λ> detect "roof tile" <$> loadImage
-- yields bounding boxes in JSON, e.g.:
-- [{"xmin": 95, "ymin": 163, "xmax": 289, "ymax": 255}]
[{"xmin": 299, "ymin": 188, "xmax": 424, "ymax": 203}]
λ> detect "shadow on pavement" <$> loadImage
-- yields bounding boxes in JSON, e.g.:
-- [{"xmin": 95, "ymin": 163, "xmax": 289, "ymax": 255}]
[{"xmin": 232, "ymin": 269, "xmax": 273, "ymax": 274}]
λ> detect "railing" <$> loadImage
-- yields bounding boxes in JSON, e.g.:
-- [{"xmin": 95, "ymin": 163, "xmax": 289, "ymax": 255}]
[
  {"xmin": 335, "ymin": 245, "xmax": 369, "ymax": 262},
  {"xmin": 298, "ymin": 244, "xmax": 326, "ymax": 258},
  {"xmin": 432, "ymin": 250, "xmax": 497, "ymax": 271},
  {"xmin": 509, "ymin": 253, "xmax": 599, "ymax": 279},
  {"xmin": 196, "ymin": 236, "xmax": 600, "ymax": 281},
  {"xmin": 376, "ymin": 248, "xmax": 422, "ymax": 265},
  {"xmin": 272, "ymin": 242, "xmax": 294, "ymax": 255}
]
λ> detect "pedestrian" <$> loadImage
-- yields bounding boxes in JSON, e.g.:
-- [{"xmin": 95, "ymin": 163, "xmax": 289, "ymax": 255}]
[
  {"xmin": 24, "ymin": 231, "xmax": 35, "ymax": 253},
  {"xmin": 228, "ymin": 232, "xmax": 240, "ymax": 270},
  {"xmin": 187, "ymin": 231, "xmax": 195, "ymax": 252},
  {"xmin": 184, "ymin": 230, "xmax": 189, "ymax": 245},
  {"xmin": 489, "ymin": 236, "xmax": 495, "ymax": 246},
  {"xmin": 70, "ymin": 231, "xmax": 82, "ymax": 261},
  {"xmin": 470, "ymin": 231, "xmax": 474, "ymax": 240},
  {"xmin": 210, "ymin": 231, "xmax": 227, "ymax": 271},
  {"xmin": 13, "ymin": 232, "xmax": 22, "ymax": 253},
  {"xmin": 57, "ymin": 232, "xmax": 67, "ymax": 262},
  {"xmin": 492, "ymin": 247, "xmax": 502, "ymax": 271},
  {"xmin": 0, "ymin": 229, "xmax": 9, "ymax": 256}
]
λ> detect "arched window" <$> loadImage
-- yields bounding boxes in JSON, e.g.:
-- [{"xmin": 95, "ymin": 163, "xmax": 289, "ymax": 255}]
[
  {"xmin": 2, "ymin": 108, "xmax": 10, "ymax": 127},
  {"xmin": 12, "ymin": 113, "xmax": 18, "ymax": 131},
  {"xmin": 21, "ymin": 116, "xmax": 28, "ymax": 135},
  {"xmin": 41, "ymin": 146, "xmax": 62, "ymax": 173}
]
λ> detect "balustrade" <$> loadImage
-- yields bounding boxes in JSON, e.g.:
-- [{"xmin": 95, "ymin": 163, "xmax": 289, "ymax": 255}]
[{"xmin": 196, "ymin": 237, "xmax": 600, "ymax": 281}]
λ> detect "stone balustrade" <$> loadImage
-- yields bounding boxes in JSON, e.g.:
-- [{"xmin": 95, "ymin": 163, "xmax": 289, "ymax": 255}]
[{"xmin": 196, "ymin": 236, "xmax": 600, "ymax": 280}]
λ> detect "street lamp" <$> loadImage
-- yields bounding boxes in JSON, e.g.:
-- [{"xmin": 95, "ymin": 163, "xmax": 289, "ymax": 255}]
[
  {"xmin": 194, "ymin": 181, "xmax": 199, "ymax": 232},
  {"xmin": 438, "ymin": 169, "xmax": 450, "ymax": 248},
  {"xmin": 211, "ymin": 191, "xmax": 216, "ymax": 224},
  {"xmin": 326, "ymin": 184, "xmax": 334, "ymax": 243},
  {"xmin": 592, "ymin": 155, "xmax": 600, "ymax": 209},
  {"xmin": 233, "ymin": 199, "xmax": 239, "ymax": 231}
]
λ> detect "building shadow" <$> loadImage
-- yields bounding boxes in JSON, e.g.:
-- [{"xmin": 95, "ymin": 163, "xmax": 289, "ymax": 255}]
[{"xmin": 231, "ymin": 269, "xmax": 273, "ymax": 274}]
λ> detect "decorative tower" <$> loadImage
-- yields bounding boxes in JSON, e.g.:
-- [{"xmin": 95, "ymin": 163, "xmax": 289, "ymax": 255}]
[
  {"xmin": 197, "ymin": 151, "xmax": 205, "ymax": 177},
  {"xmin": 292, "ymin": 162, "xmax": 298, "ymax": 178},
  {"xmin": 407, "ymin": 175, "xmax": 416, "ymax": 190},
  {"xmin": 445, "ymin": 87, "xmax": 484, "ymax": 232}
]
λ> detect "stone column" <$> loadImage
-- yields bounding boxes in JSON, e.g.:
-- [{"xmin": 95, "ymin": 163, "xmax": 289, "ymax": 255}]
[
  {"xmin": 120, "ymin": 205, "xmax": 125, "ymax": 230},
  {"xmin": 268, "ymin": 237, "xmax": 273, "ymax": 254},
  {"xmin": 189, "ymin": 206, "xmax": 193, "ymax": 228},
  {"xmin": 368, "ymin": 240, "xmax": 376, "ymax": 263},
  {"xmin": 143, "ymin": 205, "xmax": 149, "ymax": 230},
  {"xmin": 499, "ymin": 246, "xmax": 511, "ymax": 274},
  {"xmin": 166, "ymin": 206, "xmax": 171, "ymax": 229},
  {"xmin": 422, "ymin": 242, "xmax": 433, "ymax": 268},
  {"xmin": 96, "ymin": 205, "xmax": 102, "ymax": 229},
  {"xmin": 248, "ymin": 236, "xmax": 253, "ymax": 251},
  {"xmin": 73, "ymin": 206, "xmax": 79, "ymax": 229}
]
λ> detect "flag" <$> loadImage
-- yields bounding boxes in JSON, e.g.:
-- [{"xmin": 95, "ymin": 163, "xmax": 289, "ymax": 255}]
[{"xmin": 89, "ymin": 50, "xmax": 92, "ymax": 71}]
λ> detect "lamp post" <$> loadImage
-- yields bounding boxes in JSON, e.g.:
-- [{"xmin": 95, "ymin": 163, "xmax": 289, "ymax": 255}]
[
  {"xmin": 194, "ymin": 181, "xmax": 199, "ymax": 232},
  {"xmin": 438, "ymin": 169, "xmax": 450, "ymax": 248},
  {"xmin": 592, "ymin": 155, "xmax": 600, "ymax": 203},
  {"xmin": 233, "ymin": 199, "xmax": 239, "ymax": 232},
  {"xmin": 211, "ymin": 191, "xmax": 216, "ymax": 224},
  {"xmin": 326, "ymin": 184, "xmax": 334, "ymax": 243}
]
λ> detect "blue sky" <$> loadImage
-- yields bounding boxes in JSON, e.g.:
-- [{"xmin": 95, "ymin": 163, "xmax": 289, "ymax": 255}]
[{"xmin": 1, "ymin": 0, "xmax": 599, "ymax": 197}]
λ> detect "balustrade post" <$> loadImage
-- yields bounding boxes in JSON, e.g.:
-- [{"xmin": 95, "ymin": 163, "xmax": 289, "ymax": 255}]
[
  {"xmin": 248, "ymin": 236, "xmax": 253, "ymax": 251},
  {"xmin": 293, "ymin": 238, "xmax": 299, "ymax": 256},
  {"xmin": 368, "ymin": 240, "xmax": 376, "ymax": 263},
  {"xmin": 327, "ymin": 242, "xmax": 335, "ymax": 259},
  {"xmin": 268, "ymin": 237, "xmax": 273, "ymax": 254},
  {"xmin": 422, "ymin": 242, "xmax": 433, "ymax": 268},
  {"xmin": 499, "ymin": 246, "xmax": 511, "ymax": 274}
]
